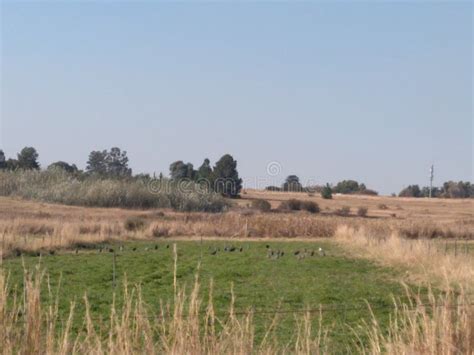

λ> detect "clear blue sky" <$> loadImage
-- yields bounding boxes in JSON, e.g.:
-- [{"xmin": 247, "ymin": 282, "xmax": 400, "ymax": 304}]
[{"xmin": 1, "ymin": 1, "xmax": 472, "ymax": 194}]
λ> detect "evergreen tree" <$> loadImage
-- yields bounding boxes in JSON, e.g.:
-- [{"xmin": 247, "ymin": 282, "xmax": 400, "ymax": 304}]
[
  {"xmin": 0, "ymin": 150, "xmax": 6, "ymax": 170},
  {"xmin": 17, "ymin": 147, "xmax": 40, "ymax": 170},
  {"xmin": 321, "ymin": 183, "xmax": 333, "ymax": 199},
  {"xmin": 213, "ymin": 154, "xmax": 242, "ymax": 198},
  {"xmin": 197, "ymin": 158, "xmax": 213, "ymax": 181},
  {"xmin": 106, "ymin": 147, "xmax": 132, "ymax": 177},
  {"xmin": 86, "ymin": 150, "xmax": 108, "ymax": 176}
]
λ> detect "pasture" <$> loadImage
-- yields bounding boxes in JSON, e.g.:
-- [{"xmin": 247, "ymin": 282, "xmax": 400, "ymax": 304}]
[{"xmin": 4, "ymin": 240, "xmax": 413, "ymax": 351}]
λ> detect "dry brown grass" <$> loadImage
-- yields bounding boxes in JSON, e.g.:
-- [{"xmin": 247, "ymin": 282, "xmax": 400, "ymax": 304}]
[
  {"xmin": 363, "ymin": 286, "xmax": 474, "ymax": 354},
  {"xmin": 334, "ymin": 225, "xmax": 474, "ymax": 294}
]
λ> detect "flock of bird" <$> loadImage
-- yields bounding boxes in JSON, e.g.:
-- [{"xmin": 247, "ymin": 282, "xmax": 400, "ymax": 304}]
[
  {"xmin": 266, "ymin": 245, "xmax": 326, "ymax": 260},
  {"xmin": 93, "ymin": 244, "xmax": 168, "ymax": 254},
  {"xmin": 207, "ymin": 244, "xmax": 327, "ymax": 260},
  {"xmin": 22, "ymin": 243, "xmax": 327, "ymax": 259}
]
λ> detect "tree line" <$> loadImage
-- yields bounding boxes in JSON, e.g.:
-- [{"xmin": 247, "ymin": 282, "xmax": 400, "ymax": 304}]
[
  {"xmin": 0, "ymin": 147, "xmax": 243, "ymax": 198},
  {"xmin": 398, "ymin": 182, "xmax": 473, "ymax": 199},
  {"xmin": 1, "ymin": 147, "xmax": 471, "ymax": 199},
  {"xmin": 266, "ymin": 177, "xmax": 378, "ymax": 198}
]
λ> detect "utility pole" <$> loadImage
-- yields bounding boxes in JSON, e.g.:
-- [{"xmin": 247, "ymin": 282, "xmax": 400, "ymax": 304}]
[{"xmin": 429, "ymin": 164, "xmax": 434, "ymax": 198}]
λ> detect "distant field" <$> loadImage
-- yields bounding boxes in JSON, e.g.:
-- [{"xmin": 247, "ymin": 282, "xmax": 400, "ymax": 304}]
[
  {"xmin": 4, "ymin": 240, "xmax": 415, "ymax": 350},
  {"xmin": 239, "ymin": 189, "xmax": 474, "ymax": 222}
]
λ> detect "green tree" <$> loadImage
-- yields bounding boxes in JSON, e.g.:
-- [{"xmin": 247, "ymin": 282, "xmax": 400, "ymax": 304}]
[
  {"xmin": 441, "ymin": 181, "xmax": 473, "ymax": 198},
  {"xmin": 6, "ymin": 159, "xmax": 19, "ymax": 170},
  {"xmin": 170, "ymin": 161, "xmax": 188, "ymax": 180},
  {"xmin": 333, "ymin": 180, "xmax": 360, "ymax": 194},
  {"xmin": 197, "ymin": 158, "xmax": 213, "ymax": 181},
  {"xmin": 321, "ymin": 183, "xmax": 333, "ymax": 199},
  {"xmin": 106, "ymin": 147, "xmax": 132, "ymax": 177},
  {"xmin": 17, "ymin": 147, "xmax": 40, "ymax": 170},
  {"xmin": 282, "ymin": 175, "xmax": 303, "ymax": 192},
  {"xmin": 213, "ymin": 154, "xmax": 242, "ymax": 198},
  {"xmin": 47, "ymin": 161, "xmax": 79, "ymax": 174},
  {"xmin": 86, "ymin": 150, "xmax": 108, "ymax": 176},
  {"xmin": 399, "ymin": 185, "xmax": 421, "ymax": 197},
  {"xmin": 169, "ymin": 161, "xmax": 195, "ymax": 180},
  {"xmin": 0, "ymin": 150, "xmax": 6, "ymax": 170}
]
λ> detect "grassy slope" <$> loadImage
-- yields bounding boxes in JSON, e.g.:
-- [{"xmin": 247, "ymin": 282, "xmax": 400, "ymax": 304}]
[{"xmin": 4, "ymin": 240, "xmax": 416, "ymax": 351}]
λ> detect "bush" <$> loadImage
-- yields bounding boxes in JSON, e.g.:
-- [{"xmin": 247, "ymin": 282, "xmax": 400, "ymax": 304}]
[
  {"xmin": 321, "ymin": 184, "xmax": 333, "ymax": 199},
  {"xmin": 265, "ymin": 186, "xmax": 281, "ymax": 192},
  {"xmin": 358, "ymin": 189, "xmax": 378, "ymax": 196},
  {"xmin": 124, "ymin": 216, "xmax": 146, "ymax": 231},
  {"xmin": 251, "ymin": 199, "xmax": 272, "ymax": 212},
  {"xmin": 278, "ymin": 199, "xmax": 302, "ymax": 211},
  {"xmin": 150, "ymin": 225, "xmax": 170, "ymax": 238},
  {"xmin": 357, "ymin": 207, "xmax": 368, "ymax": 217},
  {"xmin": 301, "ymin": 201, "xmax": 320, "ymax": 214},
  {"xmin": 335, "ymin": 206, "xmax": 351, "ymax": 217}
]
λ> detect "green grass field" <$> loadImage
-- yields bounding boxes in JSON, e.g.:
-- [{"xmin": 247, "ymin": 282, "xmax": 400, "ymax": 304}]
[{"xmin": 4, "ymin": 240, "xmax": 419, "ymax": 351}]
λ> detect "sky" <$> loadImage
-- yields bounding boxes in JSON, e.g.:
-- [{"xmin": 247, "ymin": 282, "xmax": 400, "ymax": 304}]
[{"xmin": 0, "ymin": 1, "xmax": 472, "ymax": 195}]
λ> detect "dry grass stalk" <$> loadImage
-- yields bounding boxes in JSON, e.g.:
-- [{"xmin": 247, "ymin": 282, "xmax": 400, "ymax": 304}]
[{"xmin": 334, "ymin": 225, "xmax": 474, "ymax": 293}]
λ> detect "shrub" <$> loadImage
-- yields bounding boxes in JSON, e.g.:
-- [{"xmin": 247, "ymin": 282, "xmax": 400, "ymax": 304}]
[
  {"xmin": 335, "ymin": 206, "xmax": 351, "ymax": 217},
  {"xmin": 278, "ymin": 199, "xmax": 302, "ymax": 211},
  {"xmin": 150, "ymin": 225, "xmax": 170, "ymax": 238},
  {"xmin": 251, "ymin": 199, "xmax": 272, "ymax": 212},
  {"xmin": 321, "ymin": 184, "xmax": 333, "ymax": 199},
  {"xmin": 301, "ymin": 201, "xmax": 320, "ymax": 214},
  {"xmin": 357, "ymin": 207, "xmax": 368, "ymax": 217},
  {"xmin": 265, "ymin": 186, "xmax": 281, "ymax": 192},
  {"xmin": 358, "ymin": 189, "xmax": 378, "ymax": 196},
  {"xmin": 124, "ymin": 216, "xmax": 146, "ymax": 231}
]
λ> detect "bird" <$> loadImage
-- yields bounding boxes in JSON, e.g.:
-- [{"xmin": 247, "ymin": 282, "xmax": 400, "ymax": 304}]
[
  {"xmin": 294, "ymin": 250, "xmax": 300, "ymax": 256},
  {"xmin": 144, "ymin": 247, "xmax": 150, "ymax": 251},
  {"xmin": 267, "ymin": 249, "xmax": 273, "ymax": 258},
  {"xmin": 119, "ymin": 245, "xmax": 124, "ymax": 252},
  {"xmin": 15, "ymin": 250, "xmax": 21, "ymax": 257},
  {"xmin": 239, "ymin": 247, "xmax": 243, "ymax": 252},
  {"xmin": 154, "ymin": 245, "xmax": 158, "ymax": 250},
  {"xmin": 108, "ymin": 248, "xmax": 114, "ymax": 253},
  {"xmin": 49, "ymin": 250, "xmax": 55, "ymax": 256},
  {"xmin": 310, "ymin": 250, "xmax": 315, "ymax": 257},
  {"xmin": 166, "ymin": 244, "xmax": 170, "ymax": 249},
  {"xmin": 132, "ymin": 247, "xmax": 137, "ymax": 252},
  {"xmin": 266, "ymin": 244, "xmax": 270, "ymax": 249},
  {"xmin": 210, "ymin": 249, "xmax": 218, "ymax": 255},
  {"xmin": 318, "ymin": 247, "xmax": 326, "ymax": 256},
  {"xmin": 75, "ymin": 248, "xmax": 79, "ymax": 254},
  {"xmin": 229, "ymin": 246, "xmax": 236, "ymax": 252}
]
